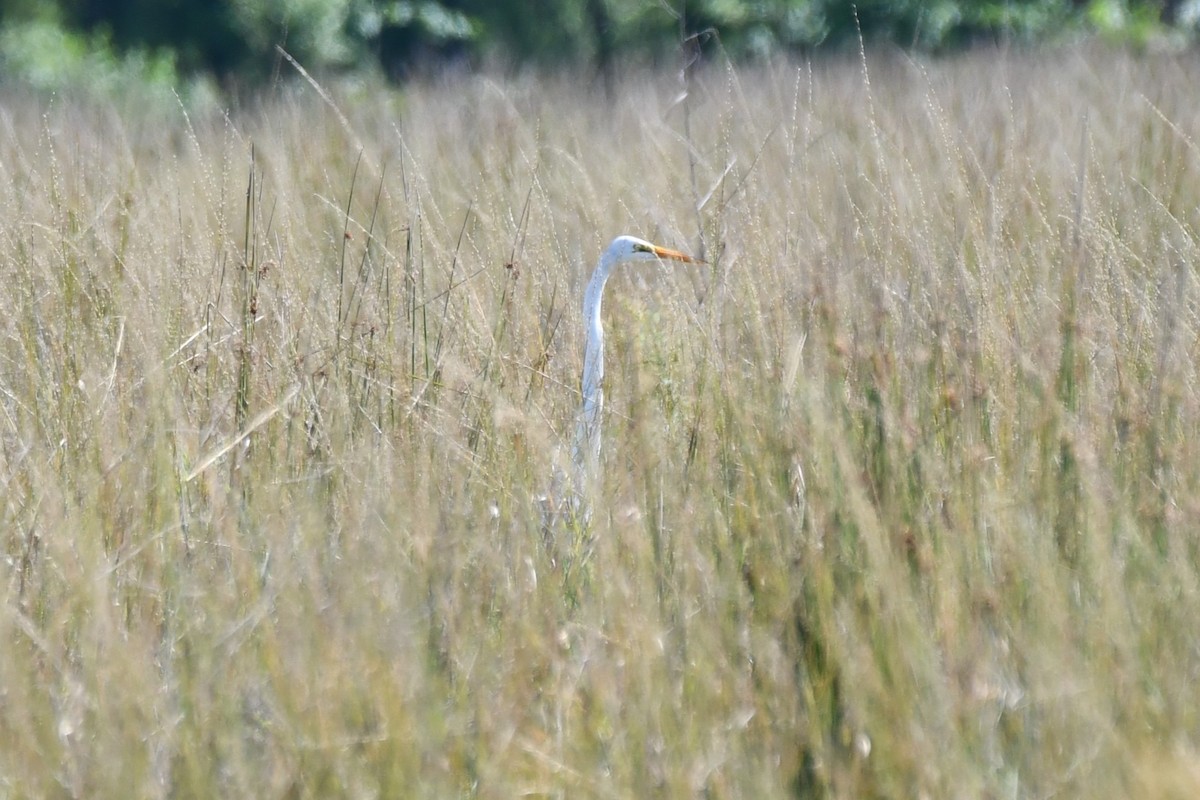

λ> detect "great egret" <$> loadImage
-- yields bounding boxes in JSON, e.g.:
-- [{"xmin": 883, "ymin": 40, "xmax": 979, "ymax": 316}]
[{"xmin": 568, "ymin": 235, "xmax": 701, "ymax": 516}]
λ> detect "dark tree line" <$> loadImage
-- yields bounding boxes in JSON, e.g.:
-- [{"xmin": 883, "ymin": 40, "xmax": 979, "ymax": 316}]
[{"xmin": 0, "ymin": 0, "xmax": 1195, "ymax": 92}]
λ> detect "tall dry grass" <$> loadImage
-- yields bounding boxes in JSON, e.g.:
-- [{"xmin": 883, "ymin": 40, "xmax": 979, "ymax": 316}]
[{"xmin": 2, "ymin": 43, "xmax": 1200, "ymax": 798}]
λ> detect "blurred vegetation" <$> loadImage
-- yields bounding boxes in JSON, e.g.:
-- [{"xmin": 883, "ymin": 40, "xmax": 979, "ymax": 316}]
[
  {"xmin": 0, "ymin": 0, "xmax": 1198, "ymax": 98},
  {"xmin": 3, "ymin": 42, "xmax": 1200, "ymax": 798}
]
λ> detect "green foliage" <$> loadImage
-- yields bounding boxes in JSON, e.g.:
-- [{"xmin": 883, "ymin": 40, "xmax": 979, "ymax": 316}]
[
  {"xmin": 1086, "ymin": 0, "xmax": 1175, "ymax": 45},
  {"xmin": 0, "ymin": 18, "xmax": 185, "ymax": 102},
  {"xmin": 231, "ymin": 0, "xmax": 358, "ymax": 68},
  {"xmin": 354, "ymin": 1, "xmax": 475, "ymax": 44},
  {"xmin": 0, "ymin": 0, "xmax": 1198, "ymax": 92}
]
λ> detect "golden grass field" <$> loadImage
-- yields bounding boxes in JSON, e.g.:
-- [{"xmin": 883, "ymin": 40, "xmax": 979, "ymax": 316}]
[{"xmin": 2, "ymin": 42, "xmax": 1200, "ymax": 798}]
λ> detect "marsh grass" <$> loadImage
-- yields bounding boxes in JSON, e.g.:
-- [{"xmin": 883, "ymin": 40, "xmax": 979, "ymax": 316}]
[{"xmin": 2, "ymin": 44, "xmax": 1200, "ymax": 797}]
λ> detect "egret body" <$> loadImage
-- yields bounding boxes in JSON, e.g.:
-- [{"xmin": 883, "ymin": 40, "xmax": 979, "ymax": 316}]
[{"xmin": 570, "ymin": 235, "xmax": 700, "ymax": 504}]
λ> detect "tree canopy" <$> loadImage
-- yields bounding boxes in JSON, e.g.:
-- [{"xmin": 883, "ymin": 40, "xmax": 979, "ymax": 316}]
[{"xmin": 0, "ymin": 0, "xmax": 1196, "ymax": 97}]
